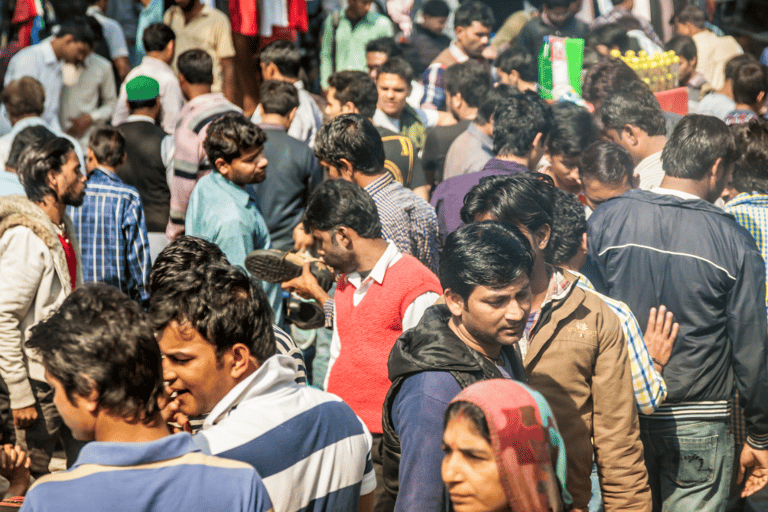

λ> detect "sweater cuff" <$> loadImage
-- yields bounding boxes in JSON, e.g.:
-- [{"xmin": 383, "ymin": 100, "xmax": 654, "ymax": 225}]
[
  {"xmin": 746, "ymin": 431, "xmax": 768, "ymax": 450},
  {"xmin": 7, "ymin": 378, "xmax": 35, "ymax": 410}
]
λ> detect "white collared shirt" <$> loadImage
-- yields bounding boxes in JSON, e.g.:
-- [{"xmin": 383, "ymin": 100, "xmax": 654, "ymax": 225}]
[
  {"xmin": 634, "ymin": 150, "xmax": 665, "ymax": 190},
  {"xmin": 0, "ymin": 117, "xmax": 85, "ymax": 173},
  {"xmin": 650, "ymin": 187, "xmax": 701, "ymax": 201},
  {"xmin": 324, "ymin": 241, "xmax": 440, "ymax": 389},
  {"xmin": 86, "ymin": 5, "xmax": 129, "ymax": 59}
]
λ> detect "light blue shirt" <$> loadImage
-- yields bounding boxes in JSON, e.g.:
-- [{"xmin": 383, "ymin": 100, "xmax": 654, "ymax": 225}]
[
  {"xmin": 135, "ymin": 0, "xmax": 164, "ymax": 65},
  {"xmin": 3, "ymin": 39, "xmax": 63, "ymax": 133},
  {"xmin": 186, "ymin": 171, "xmax": 284, "ymax": 324},
  {"xmin": 0, "ymin": 171, "xmax": 24, "ymax": 196},
  {"xmin": 0, "ymin": 117, "xmax": 85, "ymax": 174}
]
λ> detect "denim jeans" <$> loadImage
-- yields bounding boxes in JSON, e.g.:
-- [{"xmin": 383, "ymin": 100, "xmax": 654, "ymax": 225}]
[{"xmin": 640, "ymin": 418, "xmax": 734, "ymax": 512}]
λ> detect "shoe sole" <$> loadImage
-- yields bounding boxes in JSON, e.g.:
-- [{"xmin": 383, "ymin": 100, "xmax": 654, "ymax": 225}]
[{"xmin": 245, "ymin": 250, "xmax": 302, "ymax": 284}]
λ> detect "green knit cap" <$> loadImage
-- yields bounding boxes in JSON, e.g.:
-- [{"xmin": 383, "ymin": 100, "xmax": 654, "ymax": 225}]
[{"xmin": 125, "ymin": 75, "xmax": 160, "ymax": 101}]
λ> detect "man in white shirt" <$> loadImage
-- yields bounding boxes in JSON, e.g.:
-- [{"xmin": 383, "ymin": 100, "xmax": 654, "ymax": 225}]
[
  {"xmin": 113, "ymin": 23, "xmax": 183, "ymax": 135},
  {"xmin": 86, "ymin": 0, "xmax": 132, "ymax": 82},
  {"xmin": 3, "ymin": 17, "xmax": 96, "ymax": 133},
  {"xmin": 599, "ymin": 81, "xmax": 667, "ymax": 190}
]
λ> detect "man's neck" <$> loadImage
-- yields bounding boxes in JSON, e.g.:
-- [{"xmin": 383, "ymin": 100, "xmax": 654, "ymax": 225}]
[
  {"xmin": 9, "ymin": 113, "xmax": 38, "ymax": 126},
  {"xmin": 494, "ymin": 153, "xmax": 529, "ymax": 168},
  {"xmin": 94, "ymin": 412, "xmax": 171, "ymax": 443},
  {"xmin": 186, "ymin": 85, "xmax": 212, "ymax": 101},
  {"xmin": 658, "ymin": 175, "xmax": 711, "ymax": 201},
  {"xmin": 717, "ymin": 81, "xmax": 733, "ymax": 98},
  {"xmin": 146, "ymin": 51, "xmax": 171, "ymax": 65},
  {"xmin": 456, "ymin": 106, "xmax": 477, "ymax": 121},
  {"xmin": 353, "ymin": 238, "xmax": 390, "ymax": 274},
  {"xmin": 36, "ymin": 196, "xmax": 66, "ymax": 226},
  {"xmin": 447, "ymin": 316, "xmax": 502, "ymax": 359},
  {"xmin": 734, "ymin": 102, "xmax": 757, "ymax": 113},
  {"xmin": 94, "ymin": 164, "xmax": 117, "ymax": 175},
  {"xmin": 352, "ymin": 171, "xmax": 385, "ymax": 189},
  {"xmin": 49, "ymin": 37, "xmax": 66, "ymax": 61},
  {"xmin": 130, "ymin": 107, "xmax": 158, "ymax": 120},
  {"xmin": 529, "ymin": 258, "xmax": 550, "ymax": 314},
  {"xmin": 260, "ymin": 113, "xmax": 291, "ymax": 129},
  {"xmin": 638, "ymin": 135, "xmax": 666, "ymax": 163},
  {"xmin": 345, "ymin": 8, "xmax": 365, "ymax": 22},
  {"xmin": 139, "ymin": 0, "xmax": 152, "ymax": 7},
  {"xmin": 183, "ymin": 1, "xmax": 204, "ymax": 22}
]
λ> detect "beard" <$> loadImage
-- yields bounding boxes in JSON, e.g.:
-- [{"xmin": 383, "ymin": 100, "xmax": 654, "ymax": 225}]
[{"xmin": 62, "ymin": 183, "xmax": 86, "ymax": 207}]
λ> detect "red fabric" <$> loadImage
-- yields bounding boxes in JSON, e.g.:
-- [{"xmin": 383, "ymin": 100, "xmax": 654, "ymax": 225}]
[
  {"xmin": 655, "ymin": 87, "xmax": 689, "ymax": 116},
  {"xmin": 230, "ymin": 0, "xmax": 258, "ymax": 36},
  {"xmin": 287, "ymin": 0, "xmax": 308, "ymax": 33},
  {"xmin": 12, "ymin": 0, "xmax": 38, "ymax": 47},
  {"xmin": 327, "ymin": 255, "xmax": 442, "ymax": 433},
  {"xmin": 452, "ymin": 380, "xmax": 565, "ymax": 512},
  {"xmin": 58, "ymin": 234, "xmax": 77, "ymax": 291}
]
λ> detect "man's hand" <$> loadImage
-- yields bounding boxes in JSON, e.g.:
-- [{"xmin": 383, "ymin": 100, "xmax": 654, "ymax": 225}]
[
  {"xmin": 739, "ymin": 444, "xmax": 768, "ymax": 497},
  {"xmin": 282, "ymin": 262, "xmax": 331, "ymax": 305},
  {"xmin": 0, "ymin": 444, "xmax": 30, "ymax": 497},
  {"xmin": 66, "ymin": 114, "xmax": 93, "ymax": 138},
  {"xmin": 481, "ymin": 45, "xmax": 498, "ymax": 61},
  {"xmin": 158, "ymin": 389, "xmax": 191, "ymax": 434},
  {"xmin": 644, "ymin": 305, "xmax": 679, "ymax": 369},
  {"xmin": 11, "ymin": 406, "xmax": 37, "ymax": 429},
  {"xmin": 293, "ymin": 224, "xmax": 314, "ymax": 252}
]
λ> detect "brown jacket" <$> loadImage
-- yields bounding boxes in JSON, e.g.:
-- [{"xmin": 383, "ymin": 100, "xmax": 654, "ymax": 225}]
[{"xmin": 525, "ymin": 269, "xmax": 650, "ymax": 511}]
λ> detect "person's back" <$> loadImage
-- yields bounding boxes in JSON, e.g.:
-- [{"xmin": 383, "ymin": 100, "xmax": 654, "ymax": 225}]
[
  {"xmin": 249, "ymin": 80, "xmax": 322, "ymax": 251},
  {"xmin": 516, "ymin": 0, "xmax": 589, "ymax": 58},
  {"xmin": 68, "ymin": 127, "xmax": 151, "ymax": 309},
  {"xmin": 586, "ymin": 115, "xmax": 768, "ymax": 511}
]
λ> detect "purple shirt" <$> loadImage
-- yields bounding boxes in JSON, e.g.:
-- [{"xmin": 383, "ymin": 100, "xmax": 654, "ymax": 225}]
[{"xmin": 430, "ymin": 158, "xmax": 528, "ymax": 243}]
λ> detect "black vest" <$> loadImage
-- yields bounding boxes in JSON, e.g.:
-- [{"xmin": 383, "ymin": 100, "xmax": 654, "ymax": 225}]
[{"xmin": 117, "ymin": 121, "xmax": 169, "ymax": 232}]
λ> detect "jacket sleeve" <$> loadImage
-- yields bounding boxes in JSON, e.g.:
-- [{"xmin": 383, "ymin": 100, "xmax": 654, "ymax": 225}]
[
  {"xmin": 592, "ymin": 301, "xmax": 651, "ymax": 512},
  {"xmin": 0, "ymin": 227, "xmax": 47, "ymax": 409},
  {"xmin": 122, "ymin": 195, "xmax": 152, "ymax": 310},
  {"xmin": 730, "ymin": 247, "xmax": 768, "ymax": 449}
]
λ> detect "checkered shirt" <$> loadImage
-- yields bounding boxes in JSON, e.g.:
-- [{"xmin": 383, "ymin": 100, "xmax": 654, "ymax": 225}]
[
  {"xmin": 725, "ymin": 192, "xmax": 768, "ymax": 444},
  {"xmin": 67, "ymin": 168, "xmax": 151, "ymax": 308},
  {"xmin": 574, "ymin": 271, "xmax": 667, "ymax": 414},
  {"xmin": 364, "ymin": 172, "xmax": 440, "ymax": 274}
]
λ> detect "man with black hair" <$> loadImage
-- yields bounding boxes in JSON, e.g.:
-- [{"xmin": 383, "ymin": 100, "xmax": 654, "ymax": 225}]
[
  {"xmin": 319, "ymin": 0, "xmax": 394, "ymax": 91},
  {"xmin": 724, "ymin": 61, "xmax": 767, "ymax": 126},
  {"xmin": 282, "ymin": 179, "xmax": 441, "ymax": 510},
  {"xmin": 67, "ymin": 126, "xmax": 151, "ymax": 309},
  {"xmin": 694, "ymin": 54, "xmax": 755, "ymax": 120},
  {"xmin": 541, "ymin": 101, "xmax": 598, "ymax": 195},
  {"xmin": 1, "ymin": 126, "xmax": 56, "ymax": 196},
  {"xmin": 578, "ymin": 139, "xmax": 635, "ymax": 210},
  {"xmin": 373, "ymin": 57, "xmax": 448, "ymax": 152},
  {"xmin": 590, "ymin": 0, "xmax": 662, "ymax": 47},
  {"xmin": 3, "ymin": 16, "xmax": 95, "ymax": 132},
  {"xmin": 150, "ymin": 235, "xmax": 307, "ymax": 386},
  {"xmin": 250, "ymin": 80, "xmax": 322, "ymax": 251},
  {"xmin": 600, "ymin": 81, "xmax": 667, "ymax": 189},
  {"xmin": 421, "ymin": 1, "xmax": 494, "ymax": 111},
  {"xmin": 674, "ymin": 4, "xmax": 742, "ymax": 91},
  {"xmin": 404, "ymin": 0, "xmax": 450, "ymax": 76},
  {"xmin": 461, "ymin": 172, "xmax": 652, "ymax": 512},
  {"xmin": 515, "ymin": 0, "xmax": 589, "ymax": 59},
  {"xmin": 86, "ymin": 0, "xmax": 131, "ymax": 82},
  {"xmin": 166, "ymin": 49, "xmax": 240, "ymax": 241},
  {"xmin": 586, "ymin": 114, "xmax": 768, "ymax": 510},
  {"xmin": 23, "ymin": 283, "xmax": 274, "ymax": 512},
  {"xmin": 441, "ymin": 85, "xmax": 510, "ymax": 182},
  {"xmin": 0, "ymin": 137, "xmax": 86, "ymax": 476},
  {"xmin": 365, "ymin": 37, "xmax": 425, "ymax": 110},
  {"xmin": 113, "ymin": 22, "xmax": 183, "ymax": 135},
  {"xmin": 664, "ymin": 35, "xmax": 708, "ymax": 104},
  {"xmin": 153, "ymin": 261, "xmax": 376, "ymax": 512},
  {"xmin": 164, "ymin": 0, "xmax": 235, "ymax": 102},
  {"xmin": 381, "ymin": 221, "xmax": 530, "ymax": 512},
  {"xmin": 421, "ymin": 60, "xmax": 490, "ymax": 192},
  {"xmin": 432, "ymin": 91, "xmax": 552, "ymax": 241},
  {"xmin": 251, "ymin": 40, "xmax": 323, "ymax": 147},
  {"xmin": 185, "ymin": 112, "xmax": 283, "ymax": 325},
  {"xmin": 326, "ymin": 70, "xmax": 426, "ymax": 192},
  {"xmin": 495, "ymin": 46, "xmax": 538, "ymax": 92},
  {"xmin": 313, "ymin": 114, "xmax": 439, "ymax": 273},
  {"xmin": 547, "ymin": 188, "xmax": 589, "ymax": 270},
  {"xmin": 116, "ymin": 75, "xmax": 173, "ymax": 254}
]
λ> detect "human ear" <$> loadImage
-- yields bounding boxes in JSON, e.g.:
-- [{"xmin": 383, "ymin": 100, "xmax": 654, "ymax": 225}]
[
  {"xmin": 535, "ymin": 224, "xmax": 551, "ymax": 251},
  {"xmin": 444, "ymin": 289, "xmax": 466, "ymax": 317},
  {"xmin": 230, "ymin": 344, "xmax": 252, "ymax": 378}
]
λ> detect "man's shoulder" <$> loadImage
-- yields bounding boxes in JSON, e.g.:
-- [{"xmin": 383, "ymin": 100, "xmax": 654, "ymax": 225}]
[{"xmin": 396, "ymin": 371, "xmax": 463, "ymax": 406}]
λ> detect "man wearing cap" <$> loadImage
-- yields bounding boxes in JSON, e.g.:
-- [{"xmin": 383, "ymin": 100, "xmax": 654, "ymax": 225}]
[{"xmin": 116, "ymin": 75, "xmax": 174, "ymax": 261}]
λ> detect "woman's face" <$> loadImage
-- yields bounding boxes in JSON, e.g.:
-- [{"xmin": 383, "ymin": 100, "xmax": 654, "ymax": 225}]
[{"xmin": 442, "ymin": 415, "xmax": 509, "ymax": 512}]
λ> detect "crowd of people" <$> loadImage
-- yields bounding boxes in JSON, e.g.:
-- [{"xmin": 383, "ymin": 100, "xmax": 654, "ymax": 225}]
[{"xmin": 0, "ymin": 0, "xmax": 767, "ymax": 510}]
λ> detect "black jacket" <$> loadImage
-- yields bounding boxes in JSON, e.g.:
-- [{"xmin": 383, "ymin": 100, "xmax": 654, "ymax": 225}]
[
  {"xmin": 380, "ymin": 304, "xmax": 526, "ymax": 510},
  {"xmin": 585, "ymin": 189, "xmax": 768, "ymax": 446}
]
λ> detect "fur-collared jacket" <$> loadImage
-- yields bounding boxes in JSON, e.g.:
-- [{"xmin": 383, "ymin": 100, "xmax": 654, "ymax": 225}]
[{"xmin": 0, "ymin": 195, "xmax": 82, "ymax": 408}]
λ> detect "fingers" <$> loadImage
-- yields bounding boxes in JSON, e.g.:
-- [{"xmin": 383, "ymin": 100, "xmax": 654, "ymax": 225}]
[{"xmin": 647, "ymin": 307, "xmax": 657, "ymax": 333}]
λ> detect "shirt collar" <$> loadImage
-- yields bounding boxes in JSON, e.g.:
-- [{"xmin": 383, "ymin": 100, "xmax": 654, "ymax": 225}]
[
  {"xmin": 41, "ymin": 39, "xmax": 59, "ymax": 66},
  {"xmin": 126, "ymin": 114, "xmax": 157, "ymax": 124},
  {"xmin": 635, "ymin": 150, "xmax": 662, "ymax": 171},
  {"xmin": 85, "ymin": 5, "xmax": 103, "ymax": 15},
  {"xmin": 727, "ymin": 191, "xmax": 768, "ymax": 207},
  {"xmin": 257, "ymin": 122, "xmax": 286, "ymax": 131},
  {"xmin": 203, "ymin": 354, "xmax": 298, "ymax": 428},
  {"xmin": 364, "ymin": 172, "xmax": 395, "ymax": 196},
  {"xmin": 210, "ymin": 171, "xmax": 252, "ymax": 207},
  {"xmin": 345, "ymin": 241, "xmax": 400, "ymax": 288},
  {"xmin": 72, "ymin": 433, "xmax": 198, "ymax": 468},
  {"xmin": 448, "ymin": 42, "xmax": 470, "ymax": 63},
  {"xmin": 468, "ymin": 122, "xmax": 493, "ymax": 150},
  {"xmin": 88, "ymin": 167, "xmax": 122, "ymax": 182},
  {"xmin": 292, "ymin": 79, "xmax": 305, "ymax": 91},
  {"xmin": 650, "ymin": 187, "xmax": 700, "ymax": 200}
]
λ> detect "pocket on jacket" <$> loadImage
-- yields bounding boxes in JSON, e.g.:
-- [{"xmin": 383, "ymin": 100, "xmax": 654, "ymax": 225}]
[{"xmin": 661, "ymin": 434, "xmax": 717, "ymax": 487}]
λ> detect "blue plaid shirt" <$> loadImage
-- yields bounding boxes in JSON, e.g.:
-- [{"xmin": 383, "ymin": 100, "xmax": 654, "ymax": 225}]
[
  {"xmin": 68, "ymin": 168, "xmax": 151, "ymax": 308},
  {"xmin": 364, "ymin": 172, "xmax": 440, "ymax": 274}
]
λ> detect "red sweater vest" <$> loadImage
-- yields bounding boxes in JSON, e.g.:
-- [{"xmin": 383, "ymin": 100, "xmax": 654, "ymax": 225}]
[{"xmin": 327, "ymin": 254, "xmax": 442, "ymax": 433}]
